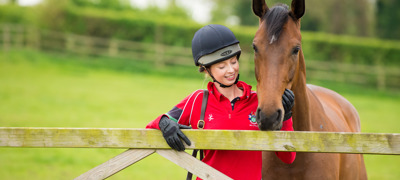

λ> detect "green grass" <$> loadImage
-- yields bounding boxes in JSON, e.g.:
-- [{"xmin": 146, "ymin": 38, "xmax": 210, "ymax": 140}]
[{"xmin": 0, "ymin": 49, "xmax": 399, "ymax": 179}]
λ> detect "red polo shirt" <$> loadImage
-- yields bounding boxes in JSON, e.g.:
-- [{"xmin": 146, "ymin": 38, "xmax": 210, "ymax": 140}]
[{"xmin": 146, "ymin": 81, "xmax": 296, "ymax": 180}]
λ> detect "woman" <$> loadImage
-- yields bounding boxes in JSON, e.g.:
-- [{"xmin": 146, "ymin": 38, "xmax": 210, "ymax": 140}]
[{"xmin": 146, "ymin": 24, "xmax": 296, "ymax": 180}]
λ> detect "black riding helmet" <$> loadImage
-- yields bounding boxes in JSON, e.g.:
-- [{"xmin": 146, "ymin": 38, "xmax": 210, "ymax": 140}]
[
  {"xmin": 192, "ymin": 24, "xmax": 241, "ymax": 66},
  {"xmin": 192, "ymin": 24, "xmax": 241, "ymax": 88}
]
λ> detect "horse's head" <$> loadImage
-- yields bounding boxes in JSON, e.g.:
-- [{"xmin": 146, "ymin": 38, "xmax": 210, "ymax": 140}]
[{"xmin": 252, "ymin": 0, "xmax": 305, "ymax": 131}]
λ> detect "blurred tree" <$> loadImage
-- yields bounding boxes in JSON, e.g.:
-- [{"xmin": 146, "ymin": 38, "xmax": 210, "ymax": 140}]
[
  {"xmin": 210, "ymin": 0, "xmax": 374, "ymax": 37},
  {"xmin": 210, "ymin": 0, "xmax": 236, "ymax": 24},
  {"xmin": 376, "ymin": 0, "xmax": 400, "ymax": 39},
  {"xmin": 353, "ymin": 0, "xmax": 372, "ymax": 36},
  {"xmin": 329, "ymin": 0, "xmax": 348, "ymax": 34},
  {"xmin": 327, "ymin": 0, "xmax": 372, "ymax": 36},
  {"xmin": 233, "ymin": 0, "xmax": 257, "ymax": 26},
  {"xmin": 211, "ymin": 0, "xmax": 290, "ymax": 25},
  {"xmin": 69, "ymin": 0, "xmax": 130, "ymax": 10},
  {"xmin": 36, "ymin": 0, "xmax": 191, "ymax": 38},
  {"xmin": 38, "ymin": 0, "xmax": 68, "ymax": 30},
  {"xmin": 164, "ymin": 0, "xmax": 191, "ymax": 19},
  {"xmin": 0, "ymin": 0, "xmax": 17, "ymax": 4}
]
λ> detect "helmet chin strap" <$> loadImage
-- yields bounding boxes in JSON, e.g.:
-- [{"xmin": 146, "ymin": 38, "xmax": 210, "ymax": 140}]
[{"xmin": 205, "ymin": 68, "xmax": 240, "ymax": 88}]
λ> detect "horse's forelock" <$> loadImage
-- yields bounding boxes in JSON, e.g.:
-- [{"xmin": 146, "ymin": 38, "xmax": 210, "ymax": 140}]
[{"xmin": 262, "ymin": 4, "xmax": 290, "ymax": 44}]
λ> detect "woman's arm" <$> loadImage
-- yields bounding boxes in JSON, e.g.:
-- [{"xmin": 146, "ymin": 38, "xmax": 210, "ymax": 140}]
[
  {"xmin": 145, "ymin": 90, "xmax": 204, "ymax": 151},
  {"xmin": 146, "ymin": 90, "xmax": 204, "ymax": 129},
  {"xmin": 275, "ymin": 118, "xmax": 296, "ymax": 164}
]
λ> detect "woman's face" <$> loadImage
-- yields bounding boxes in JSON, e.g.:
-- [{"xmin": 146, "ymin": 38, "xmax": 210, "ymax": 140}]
[{"xmin": 209, "ymin": 56, "xmax": 239, "ymax": 87}]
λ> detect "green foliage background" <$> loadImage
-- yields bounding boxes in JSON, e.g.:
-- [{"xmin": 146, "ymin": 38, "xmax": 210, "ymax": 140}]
[
  {"xmin": 0, "ymin": 49, "xmax": 399, "ymax": 180},
  {"xmin": 1, "ymin": 3, "xmax": 400, "ymax": 67}
]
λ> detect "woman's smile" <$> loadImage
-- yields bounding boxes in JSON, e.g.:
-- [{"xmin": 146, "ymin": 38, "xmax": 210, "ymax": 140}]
[{"xmin": 225, "ymin": 74, "xmax": 236, "ymax": 81}]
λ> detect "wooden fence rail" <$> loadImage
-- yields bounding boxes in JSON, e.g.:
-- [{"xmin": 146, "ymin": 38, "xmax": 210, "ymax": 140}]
[
  {"xmin": 1, "ymin": 24, "xmax": 400, "ymax": 90},
  {"xmin": 1, "ymin": 128, "xmax": 399, "ymax": 154},
  {"xmin": 1, "ymin": 127, "xmax": 399, "ymax": 179}
]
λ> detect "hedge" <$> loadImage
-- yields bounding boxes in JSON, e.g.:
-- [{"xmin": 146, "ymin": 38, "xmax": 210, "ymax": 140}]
[
  {"xmin": 60, "ymin": 6, "xmax": 200, "ymax": 47},
  {"xmin": 1, "ymin": 4, "xmax": 400, "ymax": 66},
  {"xmin": 61, "ymin": 6, "xmax": 400, "ymax": 66}
]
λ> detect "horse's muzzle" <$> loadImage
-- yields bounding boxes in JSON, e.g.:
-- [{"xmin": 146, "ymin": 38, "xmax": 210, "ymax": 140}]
[{"xmin": 256, "ymin": 108, "xmax": 283, "ymax": 131}]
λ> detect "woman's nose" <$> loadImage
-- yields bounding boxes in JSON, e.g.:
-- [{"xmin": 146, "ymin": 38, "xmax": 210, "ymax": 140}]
[{"xmin": 227, "ymin": 64, "xmax": 234, "ymax": 72}]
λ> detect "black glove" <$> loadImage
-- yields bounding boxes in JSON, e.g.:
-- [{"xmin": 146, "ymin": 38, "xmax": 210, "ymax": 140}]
[
  {"xmin": 159, "ymin": 116, "xmax": 192, "ymax": 151},
  {"xmin": 282, "ymin": 89, "xmax": 295, "ymax": 121}
]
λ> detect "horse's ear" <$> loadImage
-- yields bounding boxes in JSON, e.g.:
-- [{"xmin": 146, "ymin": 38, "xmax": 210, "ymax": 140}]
[
  {"xmin": 252, "ymin": 0, "xmax": 269, "ymax": 19},
  {"xmin": 291, "ymin": 0, "xmax": 305, "ymax": 20}
]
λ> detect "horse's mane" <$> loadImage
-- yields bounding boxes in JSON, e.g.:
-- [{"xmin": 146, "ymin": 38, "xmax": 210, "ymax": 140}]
[{"xmin": 262, "ymin": 4, "xmax": 290, "ymax": 44}]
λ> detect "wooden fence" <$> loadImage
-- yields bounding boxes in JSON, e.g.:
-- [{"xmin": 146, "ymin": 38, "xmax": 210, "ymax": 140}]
[
  {"xmin": 1, "ymin": 127, "xmax": 399, "ymax": 179},
  {"xmin": 1, "ymin": 24, "xmax": 400, "ymax": 90}
]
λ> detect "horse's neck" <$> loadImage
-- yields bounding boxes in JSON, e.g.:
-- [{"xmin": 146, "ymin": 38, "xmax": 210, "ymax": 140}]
[{"xmin": 292, "ymin": 51, "xmax": 313, "ymax": 131}]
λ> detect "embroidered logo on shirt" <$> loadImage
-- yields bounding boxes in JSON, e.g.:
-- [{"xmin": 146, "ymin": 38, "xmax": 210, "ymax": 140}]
[
  {"xmin": 208, "ymin": 114, "xmax": 214, "ymax": 121},
  {"xmin": 248, "ymin": 112, "xmax": 258, "ymax": 127}
]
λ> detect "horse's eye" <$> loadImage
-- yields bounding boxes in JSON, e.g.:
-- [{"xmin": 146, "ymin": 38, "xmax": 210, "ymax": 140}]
[
  {"xmin": 292, "ymin": 46, "xmax": 300, "ymax": 55},
  {"xmin": 252, "ymin": 43, "xmax": 258, "ymax": 53}
]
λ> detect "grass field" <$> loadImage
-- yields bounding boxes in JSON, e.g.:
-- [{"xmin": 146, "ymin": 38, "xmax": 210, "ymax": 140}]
[{"xmin": 0, "ymin": 49, "xmax": 399, "ymax": 179}]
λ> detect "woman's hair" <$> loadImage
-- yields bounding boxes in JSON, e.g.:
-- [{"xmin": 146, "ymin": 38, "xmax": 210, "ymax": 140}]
[
  {"xmin": 198, "ymin": 66, "xmax": 206, "ymax": 73},
  {"xmin": 199, "ymin": 66, "xmax": 211, "ymax": 80}
]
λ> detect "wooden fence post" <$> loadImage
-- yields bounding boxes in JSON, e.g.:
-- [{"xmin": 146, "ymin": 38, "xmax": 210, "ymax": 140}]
[
  {"xmin": 15, "ymin": 25, "xmax": 24, "ymax": 48},
  {"xmin": 240, "ymin": 52, "xmax": 251, "ymax": 78},
  {"xmin": 155, "ymin": 25, "xmax": 165, "ymax": 67},
  {"xmin": 66, "ymin": 34, "xmax": 75, "ymax": 52},
  {"xmin": 27, "ymin": 27, "xmax": 40, "ymax": 50},
  {"xmin": 84, "ymin": 37, "xmax": 93, "ymax": 55},
  {"xmin": 336, "ymin": 63, "xmax": 346, "ymax": 83},
  {"xmin": 375, "ymin": 51, "xmax": 386, "ymax": 91},
  {"xmin": 108, "ymin": 39, "xmax": 119, "ymax": 57},
  {"xmin": 2, "ymin": 25, "xmax": 10, "ymax": 51}
]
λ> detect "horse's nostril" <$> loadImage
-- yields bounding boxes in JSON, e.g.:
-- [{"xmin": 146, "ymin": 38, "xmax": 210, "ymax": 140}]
[
  {"xmin": 256, "ymin": 108, "xmax": 263, "ymax": 120},
  {"xmin": 256, "ymin": 108, "xmax": 283, "ymax": 131},
  {"xmin": 276, "ymin": 109, "xmax": 282, "ymax": 122}
]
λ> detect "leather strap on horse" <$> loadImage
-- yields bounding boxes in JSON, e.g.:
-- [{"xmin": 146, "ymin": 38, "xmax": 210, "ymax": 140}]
[{"xmin": 186, "ymin": 89, "xmax": 208, "ymax": 180}]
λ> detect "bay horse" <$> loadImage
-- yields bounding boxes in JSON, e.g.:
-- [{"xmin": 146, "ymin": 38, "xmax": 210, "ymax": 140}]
[{"xmin": 252, "ymin": 0, "xmax": 367, "ymax": 179}]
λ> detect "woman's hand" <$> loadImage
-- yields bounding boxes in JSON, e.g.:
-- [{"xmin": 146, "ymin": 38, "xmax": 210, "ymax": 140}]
[
  {"xmin": 282, "ymin": 89, "xmax": 295, "ymax": 121},
  {"xmin": 159, "ymin": 116, "xmax": 192, "ymax": 151}
]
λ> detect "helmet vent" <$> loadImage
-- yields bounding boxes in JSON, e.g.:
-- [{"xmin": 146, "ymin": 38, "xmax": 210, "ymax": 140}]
[{"xmin": 221, "ymin": 50, "xmax": 232, "ymax": 56}]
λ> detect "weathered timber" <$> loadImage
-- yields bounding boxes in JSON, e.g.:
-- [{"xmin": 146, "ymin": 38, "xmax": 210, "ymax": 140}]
[
  {"xmin": 0, "ymin": 127, "xmax": 399, "ymax": 155},
  {"xmin": 75, "ymin": 149, "xmax": 155, "ymax": 180},
  {"xmin": 75, "ymin": 149, "xmax": 232, "ymax": 180},
  {"xmin": 156, "ymin": 150, "xmax": 232, "ymax": 180}
]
